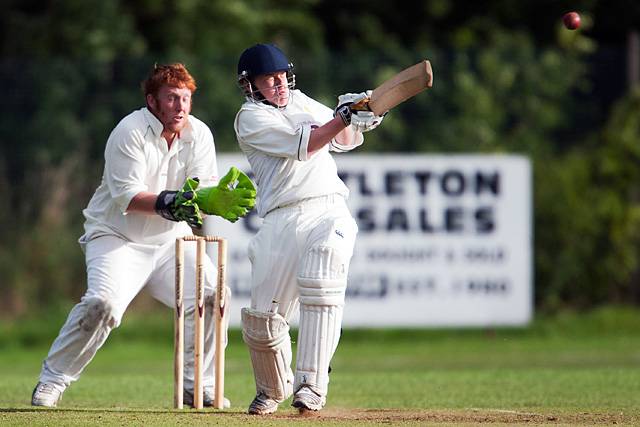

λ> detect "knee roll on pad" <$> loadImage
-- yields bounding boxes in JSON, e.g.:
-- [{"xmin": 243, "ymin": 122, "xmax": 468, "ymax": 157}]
[
  {"xmin": 298, "ymin": 246, "xmax": 347, "ymax": 306},
  {"xmin": 241, "ymin": 308, "xmax": 294, "ymax": 401},
  {"xmin": 79, "ymin": 297, "xmax": 118, "ymax": 332},
  {"xmin": 299, "ymin": 246, "xmax": 348, "ymax": 281}
]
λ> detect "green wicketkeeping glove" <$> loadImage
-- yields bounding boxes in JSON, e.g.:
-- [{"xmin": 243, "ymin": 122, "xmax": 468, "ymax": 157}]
[
  {"xmin": 155, "ymin": 177, "xmax": 203, "ymax": 228},
  {"xmin": 195, "ymin": 167, "xmax": 257, "ymax": 223}
]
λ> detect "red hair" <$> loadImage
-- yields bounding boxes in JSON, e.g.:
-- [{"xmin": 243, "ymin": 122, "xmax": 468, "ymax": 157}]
[{"xmin": 142, "ymin": 63, "xmax": 197, "ymax": 98}]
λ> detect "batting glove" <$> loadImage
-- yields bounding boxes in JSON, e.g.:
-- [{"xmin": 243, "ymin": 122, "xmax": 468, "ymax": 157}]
[{"xmin": 334, "ymin": 92, "xmax": 369, "ymax": 127}]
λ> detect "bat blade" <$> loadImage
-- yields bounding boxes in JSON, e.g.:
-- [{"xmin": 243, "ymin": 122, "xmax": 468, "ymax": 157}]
[{"xmin": 367, "ymin": 60, "xmax": 433, "ymax": 115}]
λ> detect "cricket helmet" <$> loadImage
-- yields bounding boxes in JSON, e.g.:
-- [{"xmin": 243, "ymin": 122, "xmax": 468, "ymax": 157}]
[{"xmin": 237, "ymin": 43, "xmax": 295, "ymax": 101}]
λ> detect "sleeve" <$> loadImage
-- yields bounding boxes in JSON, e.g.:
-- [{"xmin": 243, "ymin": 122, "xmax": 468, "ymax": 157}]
[
  {"xmin": 235, "ymin": 107, "xmax": 312, "ymax": 161},
  {"xmin": 186, "ymin": 121, "xmax": 218, "ymax": 187},
  {"xmin": 103, "ymin": 126, "xmax": 150, "ymax": 213},
  {"xmin": 330, "ymin": 132, "xmax": 364, "ymax": 153}
]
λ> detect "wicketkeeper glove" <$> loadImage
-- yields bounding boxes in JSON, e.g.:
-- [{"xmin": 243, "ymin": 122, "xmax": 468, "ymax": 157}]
[
  {"xmin": 194, "ymin": 167, "xmax": 257, "ymax": 223},
  {"xmin": 155, "ymin": 177, "xmax": 204, "ymax": 228}
]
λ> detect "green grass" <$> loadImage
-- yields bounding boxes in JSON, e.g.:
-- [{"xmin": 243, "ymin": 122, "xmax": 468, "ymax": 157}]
[{"xmin": 1, "ymin": 306, "xmax": 639, "ymax": 425}]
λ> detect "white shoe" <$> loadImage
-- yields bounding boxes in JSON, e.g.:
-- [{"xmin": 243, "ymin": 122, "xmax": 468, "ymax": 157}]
[
  {"xmin": 183, "ymin": 389, "xmax": 230, "ymax": 408},
  {"xmin": 291, "ymin": 386, "xmax": 325, "ymax": 412},
  {"xmin": 31, "ymin": 382, "xmax": 63, "ymax": 407},
  {"xmin": 248, "ymin": 391, "xmax": 279, "ymax": 415}
]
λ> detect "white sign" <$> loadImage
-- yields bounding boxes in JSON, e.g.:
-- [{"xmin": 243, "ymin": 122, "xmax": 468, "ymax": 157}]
[{"xmin": 206, "ymin": 154, "xmax": 532, "ymax": 327}]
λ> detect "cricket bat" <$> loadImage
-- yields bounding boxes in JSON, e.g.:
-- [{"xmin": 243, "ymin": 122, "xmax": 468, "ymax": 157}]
[{"xmin": 353, "ymin": 60, "xmax": 433, "ymax": 115}]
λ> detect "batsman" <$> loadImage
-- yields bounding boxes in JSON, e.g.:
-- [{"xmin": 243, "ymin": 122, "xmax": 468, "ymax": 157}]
[
  {"xmin": 234, "ymin": 43, "xmax": 385, "ymax": 414},
  {"xmin": 31, "ymin": 63, "xmax": 256, "ymax": 408}
]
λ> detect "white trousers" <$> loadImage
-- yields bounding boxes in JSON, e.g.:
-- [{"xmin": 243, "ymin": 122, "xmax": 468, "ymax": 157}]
[
  {"xmin": 246, "ymin": 194, "xmax": 357, "ymax": 399},
  {"xmin": 248, "ymin": 194, "xmax": 358, "ymax": 319},
  {"xmin": 39, "ymin": 235, "xmax": 222, "ymax": 391}
]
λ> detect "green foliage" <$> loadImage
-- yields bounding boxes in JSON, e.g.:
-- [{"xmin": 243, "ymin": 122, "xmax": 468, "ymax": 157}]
[
  {"xmin": 1, "ymin": 0, "xmax": 639, "ymax": 315},
  {"xmin": 534, "ymin": 90, "xmax": 640, "ymax": 309}
]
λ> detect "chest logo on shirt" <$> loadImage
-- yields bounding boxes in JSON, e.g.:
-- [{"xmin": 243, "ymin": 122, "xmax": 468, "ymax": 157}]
[{"xmin": 335, "ymin": 229, "xmax": 344, "ymax": 238}]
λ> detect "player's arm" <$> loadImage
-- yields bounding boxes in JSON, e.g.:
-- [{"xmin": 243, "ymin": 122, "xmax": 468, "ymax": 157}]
[
  {"xmin": 109, "ymin": 134, "xmax": 202, "ymax": 228},
  {"xmin": 332, "ymin": 121, "xmax": 363, "ymax": 151},
  {"xmin": 236, "ymin": 108, "xmax": 338, "ymax": 160},
  {"xmin": 308, "ymin": 92, "xmax": 382, "ymax": 155},
  {"xmin": 126, "ymin": 192, "xmax": 159, "ymax": 214},
  {"xmin": 105, "ymin": 127, "xmax": 169, "ymax": 216},
  {"xmin": 236, "ymin": 104, "xmax": 367, "ymax": 159},
  {"xmin": 307, "ymin": 116, "xmax": 350, "ymax": 156}
]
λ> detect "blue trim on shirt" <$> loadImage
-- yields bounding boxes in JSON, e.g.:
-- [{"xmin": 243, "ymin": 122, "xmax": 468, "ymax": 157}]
[{"xmin": 297, "ymin": 126, "xmax": 306, "ymax": 160}]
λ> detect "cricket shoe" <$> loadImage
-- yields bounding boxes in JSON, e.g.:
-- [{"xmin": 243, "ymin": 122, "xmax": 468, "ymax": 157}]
[
  {"xmin": 183, "ymin": 389, "xmax": 230, "ymax": 408},
  {"xmin": 247, "ymin": 391, "xmax": 279, "ymax": 415},
  {"xmin": 291, "ymin": 386, "xmax": 325, "ymax": 412},
  {"xmin": 31, "ymin": 382, "xmax": 64, "ymax": 407}
]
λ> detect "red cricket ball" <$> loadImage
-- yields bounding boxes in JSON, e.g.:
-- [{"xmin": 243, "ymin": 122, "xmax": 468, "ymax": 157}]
[{"xmin": 563, "ymin": 11, "xmax": 581, "ymax": 30}]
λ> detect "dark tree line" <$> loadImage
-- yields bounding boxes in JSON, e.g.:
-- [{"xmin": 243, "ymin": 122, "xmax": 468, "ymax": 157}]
[{"xmin": 1, "ymin": 0, "xmax": 639, "ymax": 316}]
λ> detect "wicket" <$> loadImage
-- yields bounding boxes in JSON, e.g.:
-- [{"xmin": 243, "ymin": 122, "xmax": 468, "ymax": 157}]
[{"xmin": 174, "ymin": 235, "xmax": 227, "ymax": 410}]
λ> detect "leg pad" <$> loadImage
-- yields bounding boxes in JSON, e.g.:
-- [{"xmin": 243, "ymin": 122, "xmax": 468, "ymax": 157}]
[{"xmin": 242, "ymin": 308, "xmax": 294, "ymax": 402}]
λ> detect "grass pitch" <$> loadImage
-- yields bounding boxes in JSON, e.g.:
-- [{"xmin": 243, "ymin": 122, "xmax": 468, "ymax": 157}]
[{"xmin": 0, "ymin": 306, "xmax": 639, "ymax": 425}]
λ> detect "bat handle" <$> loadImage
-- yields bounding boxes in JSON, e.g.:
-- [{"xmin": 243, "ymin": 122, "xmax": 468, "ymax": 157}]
[{"xmin": 349, "ymin": 98, "xmax": 372, "ymax": 112}]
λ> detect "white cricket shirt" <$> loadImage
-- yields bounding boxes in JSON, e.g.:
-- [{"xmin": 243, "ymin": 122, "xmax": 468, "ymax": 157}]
[
  {"xmin": 234, "ymin": 90, "xmax": 362, "ymax": 217},
  {"xmin": 81, "ymin": 107, "xmax": 218, "ymax": 246}
]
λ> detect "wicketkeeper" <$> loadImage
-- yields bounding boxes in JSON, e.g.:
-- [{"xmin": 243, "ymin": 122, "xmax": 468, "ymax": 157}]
[
  {"xmin": 234, "ymin": 43, "xmax": 384, "ymax": 414},
  {"xmin": 31, "ymin": 63, "xmax": 256, "ymax": 408}
]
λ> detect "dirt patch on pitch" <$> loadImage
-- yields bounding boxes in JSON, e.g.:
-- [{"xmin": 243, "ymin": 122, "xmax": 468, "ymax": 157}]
[{"xmin": 272, "ymin": 408, "xmax": 639, "ymax": 425}]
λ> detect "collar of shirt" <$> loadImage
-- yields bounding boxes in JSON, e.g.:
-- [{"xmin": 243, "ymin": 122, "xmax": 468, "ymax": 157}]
[{"xmin": 142, "ymin": 107, "xmax": 196, "ymax": 145}]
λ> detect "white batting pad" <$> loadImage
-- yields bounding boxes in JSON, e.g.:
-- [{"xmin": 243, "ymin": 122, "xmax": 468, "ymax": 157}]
[
  {"xmin": 294, "ymin": 245, "xmax": 347, "ymax": 396},
  {"xmin": 294, "ymin": 303, "xmax": 343, "ymax": 397},
  {"xmin": 241, "ymin": 308, "xmax": 294, "ymax": 401}
]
